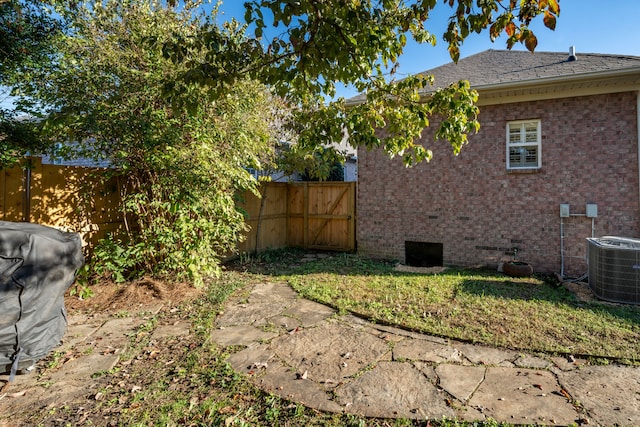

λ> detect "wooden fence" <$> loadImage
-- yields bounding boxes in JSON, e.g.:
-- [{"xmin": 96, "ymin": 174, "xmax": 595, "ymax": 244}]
[
  {"xmin": 0, "ymin": 158, "xmax": 122, "ymax": 251},
  {"xmin": 237, "ymin": 181, "xmax": 356, "ymax": 253},
  {"xmin": 1, "ymin": 160, "xmax": 356, "ymax": 255}
]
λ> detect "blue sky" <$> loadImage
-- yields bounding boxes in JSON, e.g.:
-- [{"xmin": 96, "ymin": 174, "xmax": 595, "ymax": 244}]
[
  {"xmin": 3, "ymin": 1, "xmax": 639, "ymax": 108},
  {"xmin": 216, "ymin": 0, "xmax": 640, "ymax": 99}
]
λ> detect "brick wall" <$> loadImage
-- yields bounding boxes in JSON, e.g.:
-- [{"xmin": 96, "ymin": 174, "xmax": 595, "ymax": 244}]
[{"xmin": 357, "ymin": 91, "xmax": 640, "ymax": 276}]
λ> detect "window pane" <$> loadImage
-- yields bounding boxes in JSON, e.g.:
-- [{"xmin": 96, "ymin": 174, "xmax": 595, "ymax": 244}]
[
  {"xmin": 509, "ymin": 146, "xmax": 538, "ymax": 167},
  {"xmin": 508, "ymin": 125, "xmax": 522, "ymax": 144}
]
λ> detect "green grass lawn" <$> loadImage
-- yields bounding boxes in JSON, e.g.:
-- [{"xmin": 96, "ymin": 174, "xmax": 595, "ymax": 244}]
[
  {"xmin": 257, "ymin": 252, "xmax": 640, "ymax": 362},
  {"xmin": 83, "ymin": 251, "xmax": 639, "ymax": 427}
]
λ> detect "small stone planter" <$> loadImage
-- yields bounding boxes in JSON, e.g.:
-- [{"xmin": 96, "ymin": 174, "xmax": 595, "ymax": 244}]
[{"xmin": 502, "ymin": 261, "xmax": 534, "ymax": 278}]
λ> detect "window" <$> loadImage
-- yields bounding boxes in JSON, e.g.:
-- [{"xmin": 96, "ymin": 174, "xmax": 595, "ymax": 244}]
[
  {"xmin": 506, "ymin": 120, "xmax": 541, "ymax": 170},
  {"xmin": 52, "ymin": 143, "xmax": 64, "ymax": 165}
]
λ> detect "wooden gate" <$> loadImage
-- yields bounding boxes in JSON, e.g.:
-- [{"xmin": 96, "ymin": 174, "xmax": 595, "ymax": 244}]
[{"xmin": 287, "ymin": 182, "xmax": 356, "ymax": 251}]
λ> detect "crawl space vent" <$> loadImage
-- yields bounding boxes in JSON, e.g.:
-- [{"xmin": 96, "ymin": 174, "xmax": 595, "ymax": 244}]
[
  {"xmin": 405, "ymin": 241, "xmax": 443, "ymax": 268},
  {"xmin": 587, "ymin": 236, "xmax": 640, "ymax": 304}
]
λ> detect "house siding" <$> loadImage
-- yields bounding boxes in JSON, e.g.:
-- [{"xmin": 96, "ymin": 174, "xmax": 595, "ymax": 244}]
[{"xmin": 357, "ymin": 91, "xmax": 640, "ymax": 276}]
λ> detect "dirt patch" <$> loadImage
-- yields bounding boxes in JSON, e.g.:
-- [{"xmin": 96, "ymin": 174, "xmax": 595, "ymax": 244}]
[
  {"xmin": 394, "ymin": 264, "xmax": 448, "ymax": 274},
  {"xmin": 561, "ymin": 280, "xmax": 597, "ymax": 303},
  {"xmin": 1, "ymin": 278, "xmax": 204, "ymax": 426},
  {"xmin": 65, "ymin": 277, "xmax": 202, "ymax": 315}
]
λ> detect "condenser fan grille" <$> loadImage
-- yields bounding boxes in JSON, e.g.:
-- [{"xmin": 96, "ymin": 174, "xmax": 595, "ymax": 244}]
[{"xmin": 587, "ymin": 237, "xmax": 640, "ymax": 304}]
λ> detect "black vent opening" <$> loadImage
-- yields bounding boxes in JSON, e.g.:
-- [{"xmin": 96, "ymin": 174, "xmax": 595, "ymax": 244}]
[{"xmin": 405, "ymin": 241, "xmax": 443, "ymax": 267}]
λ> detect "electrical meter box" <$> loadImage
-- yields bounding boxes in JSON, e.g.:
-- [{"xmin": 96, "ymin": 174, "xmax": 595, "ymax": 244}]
[
  {"xmin": 586, "ymin": 204, "xmax": 598, "ymax": 218},
  {"xmin": 560, "ymin": 204, "xmax": 570, "ymax": 218}
]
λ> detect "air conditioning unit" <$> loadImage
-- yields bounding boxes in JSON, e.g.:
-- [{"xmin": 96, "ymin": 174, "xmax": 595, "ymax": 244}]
[{"xmin": 587, "ymin": 236, "xmax": 640, "ymax": 304}]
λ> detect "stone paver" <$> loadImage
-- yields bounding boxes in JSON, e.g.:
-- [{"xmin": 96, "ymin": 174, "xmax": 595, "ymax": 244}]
[
  {"xmin": 282, "ymin": 299, "xmax": 336, "ymax": 327},
  {"xmin": 393, "ymin": 338, "xmax": 463, "ymax": 363},
  {"xmin": 1, "ymin": 307, "xmax": 190, "ymax": 421},
  {"xmin": 557, "ymin": 365, "xmax": 640, "ymax": 426},
  {"xmin": 210, "ymin": 324, "xmax": 279, "ymax": 346},
  {"xmin": 255, "ymin": 362, "xmax": 344, "ymax": 413},
  {"xmin": 468, "ymin": 367, "xmax": 579, "ymax": 425},
  {"xmin": 456, "ymin": 342, "xmax": 517, "ymax": 366},
  {"xmin": 4, "ymin": 278, "xmax": 637, "ymax": 427},
  {"xmin": 206, "ymin": 281, "xmax": 640, "ymax": 426},
  {"xmin": 515, "ymin": 354, "xmax": 553, "ymax": 369},
  {"xmin": 335, "ymin": 361, "xmax": 456, "ymax": 420},
  {"xmin": 436, "ymin": 364, "xmax": 485, "ymax": 402},
  {"xmin": 269, "ymin": 321, "xmax": 392, "ymax": 382}
]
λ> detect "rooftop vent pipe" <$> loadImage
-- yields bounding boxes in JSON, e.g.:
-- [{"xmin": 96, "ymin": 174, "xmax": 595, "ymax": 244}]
[{"xmin": 568, "ymin": 46, "xmax": 577, "ymax": 61}]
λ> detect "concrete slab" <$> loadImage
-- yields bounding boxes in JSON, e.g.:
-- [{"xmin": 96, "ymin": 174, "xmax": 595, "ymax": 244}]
[
  {"xmin": 468, "ymin": 367, "xmax": 580, "ymax": 425},
  {"xmin": 335, "ymin": 361, "xmax": 456, "ymax": 419},
  {"xmin": 557, "ymin": 365, "xmax": 640, "ymax": 427},
  {"xmin": 393, "ymin": 338, "xmax": 463, "ymax": 363},
  {"xmin": 210, "ymin": 324, "xmax": 279, "ymax": 346},
  {"xmin": 269, "ymin": 321, "xmax": 391, "ymax": 382},
  {"xmin": 436, "ymin": 364, "xmax": 486, "ymax": 402}
]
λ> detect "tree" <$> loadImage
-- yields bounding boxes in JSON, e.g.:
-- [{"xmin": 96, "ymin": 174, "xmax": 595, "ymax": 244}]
[
  {"xmin": 0, "ymin": 0, "xmax": 63, "ymax": 167},
  {"xmin": 8, "ymin": 0, "xmax": 559, "ymax": 284},
  {"xmin": 172, "ymin": 0, "xmax": 559, "ymax": 165},
  {"xmin": 14, "ymin": 0, "xmax": 280, "ymax": 285}
]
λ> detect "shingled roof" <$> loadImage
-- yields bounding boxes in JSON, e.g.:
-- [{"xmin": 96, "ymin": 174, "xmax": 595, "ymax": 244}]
[
  {"xmin": 422, "ymin": 48, "xmax": 640, "ymax": 89},
  {"xmin": 347, "ymin": 48, "xmax": 640, "ymax": 104}
]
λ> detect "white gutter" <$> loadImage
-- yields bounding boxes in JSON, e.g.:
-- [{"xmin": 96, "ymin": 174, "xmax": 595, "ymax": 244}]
[{"xmin": 638, "ymin": 91, "xmax": 640, "ymax": 213}]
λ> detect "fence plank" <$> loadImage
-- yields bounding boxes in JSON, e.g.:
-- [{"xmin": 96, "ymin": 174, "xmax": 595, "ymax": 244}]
[
  {"xmin": 237, "ymin": 182, "xmax": 289, "ymax": 253},
  {"xmin": 0, "ymin": 164, "xmax": 26, "ymax": 222}
]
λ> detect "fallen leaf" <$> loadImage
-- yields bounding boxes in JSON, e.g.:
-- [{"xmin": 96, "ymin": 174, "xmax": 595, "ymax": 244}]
[
  {"xmin": 219, "ymin": 405, "xmax": 235, "ymax": 414},
  {"xmin": 8, "ymin": 390, "xmax": 26, "ymax": 398}
]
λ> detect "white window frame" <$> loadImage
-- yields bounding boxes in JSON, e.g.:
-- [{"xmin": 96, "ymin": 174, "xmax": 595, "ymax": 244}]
[{"xmin": 506, "ymin": 119, "xmax": 541, "ymax": 170}]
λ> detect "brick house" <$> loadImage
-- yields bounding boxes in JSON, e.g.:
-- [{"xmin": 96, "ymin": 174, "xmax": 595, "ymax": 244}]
[{"xmin": 354, "ymin": 48, "xmax": 640, "ymax": 277}]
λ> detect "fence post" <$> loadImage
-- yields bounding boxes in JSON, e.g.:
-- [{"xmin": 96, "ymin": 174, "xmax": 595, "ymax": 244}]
[
  {"xmin": 303, "ymin": 182, "xmax": 309, "ymax": 249},
  {"xmin": 24, "ymin": 156, "xmax": 43, "ymax": 223}
]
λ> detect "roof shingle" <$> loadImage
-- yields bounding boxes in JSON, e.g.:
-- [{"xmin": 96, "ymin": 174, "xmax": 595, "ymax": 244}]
[{"xmin": 421, "ymin": 49, "xmax": 640, "ymax": 89}]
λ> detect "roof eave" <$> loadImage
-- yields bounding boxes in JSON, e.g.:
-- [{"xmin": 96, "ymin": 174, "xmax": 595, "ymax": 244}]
[
  {"xmin": 345, "ymin": 66, "xmax": 640, "ymax": 107},
  {"xmin": 473, "ymin": 66, "xmax": 640, "ymax": 105}
]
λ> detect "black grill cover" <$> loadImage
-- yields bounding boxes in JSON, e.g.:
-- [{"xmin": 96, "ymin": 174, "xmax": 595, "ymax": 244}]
[{"xmin": 0, "ymin": 221, "xmax": 84, "ymax": 376}]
